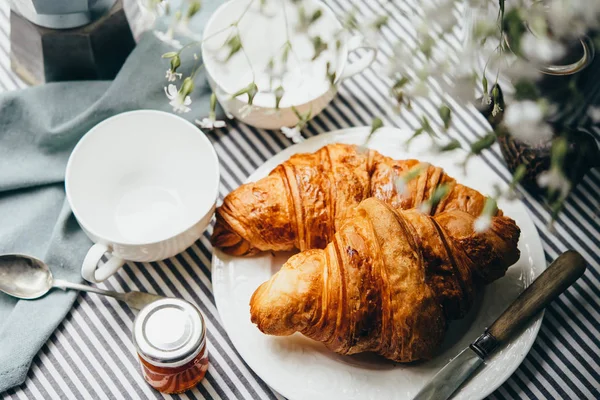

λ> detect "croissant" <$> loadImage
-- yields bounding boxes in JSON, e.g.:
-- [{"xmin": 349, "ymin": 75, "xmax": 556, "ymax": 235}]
[
  {"xmin": 212, "ymin": 143, "xmax": 498, "ymax": 256},
  {"xmin": 250, "ymin": 198, "xmax": 520, "ymax": 362}
]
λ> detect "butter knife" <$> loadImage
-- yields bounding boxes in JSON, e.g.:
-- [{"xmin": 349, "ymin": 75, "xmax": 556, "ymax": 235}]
[{"xmin": 413, "ymin": 250, "xmax": 587, "ymax": 400}]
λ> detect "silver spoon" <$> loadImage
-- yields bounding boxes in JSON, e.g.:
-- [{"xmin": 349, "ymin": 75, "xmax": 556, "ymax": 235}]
[{"xmin": 0, "ymin": 254, "xmax": 166, "ymax": 309}]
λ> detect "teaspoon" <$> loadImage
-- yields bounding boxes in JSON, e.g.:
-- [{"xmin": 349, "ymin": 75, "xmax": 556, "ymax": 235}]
[{"xmin": 0, "ymin": 254, "xmax": 166, "ymax": 309}]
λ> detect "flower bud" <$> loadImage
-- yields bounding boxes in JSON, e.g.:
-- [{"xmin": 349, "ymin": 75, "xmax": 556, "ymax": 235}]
[
  {"xmin": 247, "ymin": 82, "xmax": 258, "ymax": 105},
  {"xmin": 170, "ymin": 55, "xmax": 181, "ymax": 72},
  {"xmin": 180, "ymin": 77, "xmax": 194, "ymax": 97},
  {"xmin": 274, "ymin": 86, "xmax": 284, "ymax": 109},
  {"xmin": 187, "ymin": 1, "xmax": 201, "ymax": 18}
]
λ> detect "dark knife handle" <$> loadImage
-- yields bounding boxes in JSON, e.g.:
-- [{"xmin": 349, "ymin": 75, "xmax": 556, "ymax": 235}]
[{"xmin": 478, "ymin": 251, "xmax": 586, "ymax": 353}]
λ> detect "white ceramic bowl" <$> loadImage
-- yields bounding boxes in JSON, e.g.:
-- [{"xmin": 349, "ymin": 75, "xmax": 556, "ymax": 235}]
[
  {"xmin": 65, "ymin": 110, "xmax": 220, "ymax": 283},
  {"xmin": 201, "ymin": 0, "xmax": 376, "ymax": 130}
]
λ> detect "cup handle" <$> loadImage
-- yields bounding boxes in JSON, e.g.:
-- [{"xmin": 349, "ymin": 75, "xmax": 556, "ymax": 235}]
[
  {"xmin": 81, "ymin": 243, "xmax": 125, "ymax": 283},
  {"xmin": 339, "ymin": 35, "xmax": 377, "ymax": 80}
]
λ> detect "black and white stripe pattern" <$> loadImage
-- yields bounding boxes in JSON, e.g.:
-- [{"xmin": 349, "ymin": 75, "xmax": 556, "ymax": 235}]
[{"xmin": 1, "ymin": 1, "xmax": 599, "ymax": 399}]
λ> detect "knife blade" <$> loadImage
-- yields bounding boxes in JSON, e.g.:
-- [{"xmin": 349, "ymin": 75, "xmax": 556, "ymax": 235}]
[
  {"xmin": 412, "ymin": 250, "xmax": 586, "ymax": 400},
  {"xmin": 412, "ymin": 347, "xmax": 482, "ymax": 400}
]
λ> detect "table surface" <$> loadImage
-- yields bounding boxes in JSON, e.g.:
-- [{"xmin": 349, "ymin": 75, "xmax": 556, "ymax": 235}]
[{"xmin": 1, "ymin": 1, "xmax": 599, "ymax": 399}]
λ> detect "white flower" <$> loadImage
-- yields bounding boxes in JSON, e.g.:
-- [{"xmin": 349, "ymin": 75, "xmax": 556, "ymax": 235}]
[
  {"xmin": 587, "ymin": 106, "xmax": 600, "ymax": 123},
  {"xmin": 165, "ymin": 69, "xmax": 182, "ymax": 82},
  {"xmin": 503, "ymin": 100, "xmax": 553, "ymax": 145},
  {"xmin": 164, "ymin": 84, "xmax": 192, "ymax": 113},
  {"xmin": 154, "ymin": 30, "xmax": 183, "ymax": 50},
  {"xmin": 473, "ymin": 214, "xmax": 492, "ymax": 233},
  {"xmin": 537, "ymin": 167, "xmax": 571, "ymax": 200},
  {"xmin": 521, "ymin": 32, "xmax": 566, "ymax": 65},
  {"xmin": 281, "ymin": 126, "xmax": 304, "ymax": 144},
  {"xmin": 491, "ymin": 102, "xmax": 503, "ymax": 117},
  {"xmin": 195, "ymin": 117, "xmax": 226, "ymax": 130}
]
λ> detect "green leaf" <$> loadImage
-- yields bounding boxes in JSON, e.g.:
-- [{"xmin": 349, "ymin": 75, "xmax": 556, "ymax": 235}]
[
  {"xmin": 370, "ymin": 117, "xmax": 383, "ymax": 135},
  {"xmin": 392, "ymin": 77, "xmax": 410, "ymax": 91},
  {"xmin": 423, "ymin": 183, "xmax": 451, "ymax": 214},
  {"xmin": 551, "ymin": 137, "xmax": 568, "ymax": 168},
  {"xmin": 292, "ymin": 106, "xmax": 302, "ymax": 120},
  {"xmin": 162, "ymin": 51, "xmax": 179, "ymax": 59},
  {"xmin": 439, "ymin": 105, "xmax": 452, "ymax": 130},
  {"xmin": 511, "ymin": 164, "xmax": 527, "ymax": 185},
  {"xmin": 421, "ymin": 116, "xmax": 435, "ymax": 137},
  {"xmin": 407, "ymin": 127, "xmax": 424, "ymax": 145},
  {"xmin": 310, "ymin": 9, "xmax": 323, "ymax": 24},
  {"xmin": 372, "ymin": 15, "xmax": 389, "ymax": 31},
  {"xmin": 291, "ymin": 106, "xmax": 312, "ymax": 129},
  {"xmin": 470, "ymin": 133, "xmax": 496, "ymax": 154},
  {"xmin": 362, "ymin": 117, "xmax": 383, "ymax": 149},
  {"xmin": 401, "ymin": 163, "xmax": 425, "ymax": 182},
  {"xmin": 311, "ymin": 36, "xmax": 328, "ymax": 60},
  {"xmin": 513, "ymin": 80, "xmax": 538, "ymax": 100},
  {"xmin": 481, "ymin": 196, "xmax": 498, "ymax": 216},
  {"xmin": 503, "ymin": 8, "xmax": 526, "ymax": 54},
  {"xmin": 439, "ymin": 139, "xmax": 461, "ymax": 152}
]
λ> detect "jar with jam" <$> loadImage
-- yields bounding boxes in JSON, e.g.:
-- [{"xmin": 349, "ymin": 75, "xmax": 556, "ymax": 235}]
[{"xmin": 133, "ymin": 298, "xmax": 209, "ymax": 394}]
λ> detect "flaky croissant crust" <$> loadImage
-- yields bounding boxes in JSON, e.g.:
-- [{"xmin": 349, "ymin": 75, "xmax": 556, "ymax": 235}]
[
  {"xmin": 212, "ymin": 143, "xmax": 499, "ymax": 256},
  {"xmin": 250, "ymin": 198, "xmax": 520, "ymax": 362}
]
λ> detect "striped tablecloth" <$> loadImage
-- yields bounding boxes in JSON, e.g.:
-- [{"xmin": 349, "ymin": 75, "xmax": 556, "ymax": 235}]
[{"xmin": 1, "ymin": 1, "xmax": 599, "ymax": 399}]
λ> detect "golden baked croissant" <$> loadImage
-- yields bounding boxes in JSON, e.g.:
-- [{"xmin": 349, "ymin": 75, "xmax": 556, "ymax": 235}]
[
  {"xmin": 250, "ymin": 198, "xmax": 520, "ymax": 362},
  {"xmin": 212, "ymin": 143, "xmax": 498, "ymax": 256}
]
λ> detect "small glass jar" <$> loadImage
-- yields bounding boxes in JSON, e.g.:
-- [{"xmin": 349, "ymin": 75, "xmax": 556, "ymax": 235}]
[{"xmin": 133, "ymin": 298, "xmax": 209, "ymax": 394}]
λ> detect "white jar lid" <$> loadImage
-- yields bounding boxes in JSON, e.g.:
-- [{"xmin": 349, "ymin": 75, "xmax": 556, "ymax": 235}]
[{"xmin": 133, "ymin": 298, "xmax": 205, "ymax": 368}]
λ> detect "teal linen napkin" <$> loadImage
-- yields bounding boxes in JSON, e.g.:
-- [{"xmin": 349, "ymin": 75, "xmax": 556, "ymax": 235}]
[{"xmin": 0, "ymin": 9, "xmax": 219, "ymax": 391}]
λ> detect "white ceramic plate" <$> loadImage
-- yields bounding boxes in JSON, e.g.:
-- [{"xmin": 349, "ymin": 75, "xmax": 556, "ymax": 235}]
[{"xmin": 212, "ymin": 127, "xmax": 546, "ymax": 400}]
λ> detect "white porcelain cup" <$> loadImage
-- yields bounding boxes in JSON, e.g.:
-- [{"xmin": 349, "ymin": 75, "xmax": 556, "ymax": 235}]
[
  {"xmin": 65, "ymin": 110, "xmax": 220, "ymax": 283},
  {"xmin": 201, "ymin": 0, "xmax": 377, "ymax": 130}
]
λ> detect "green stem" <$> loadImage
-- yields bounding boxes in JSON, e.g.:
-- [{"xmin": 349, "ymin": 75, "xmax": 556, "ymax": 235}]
[
  {"xmin": 238, "ymin": 34, "xmax": 255, "ymax": 80},
  {"xmin": 176, "ymin": 0, "xmax": 255, "ymax": 57},
  {"xmin": 233, "ymin": 0, "xmax": 255, "ymax": 27},
  {"xmin": 281, "ymin": 0, "xmax": 300, "ymax": 63},
  {"xmin": 190, "ymin": 62, "xmax": 205, "ymax": 79}
]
